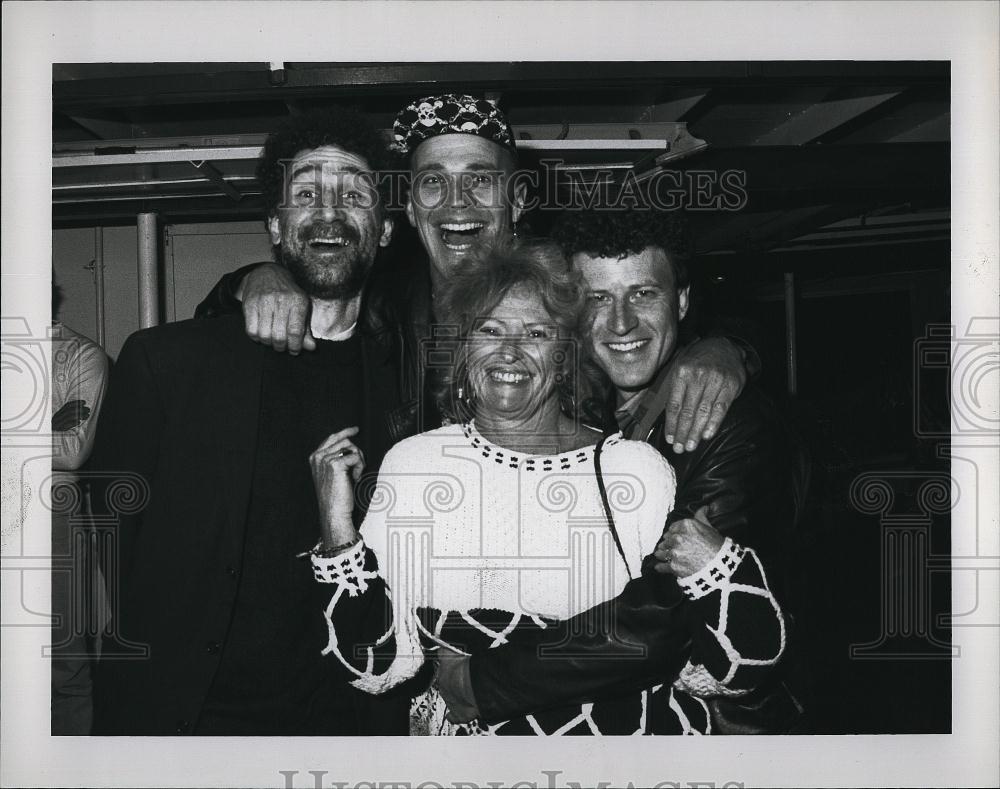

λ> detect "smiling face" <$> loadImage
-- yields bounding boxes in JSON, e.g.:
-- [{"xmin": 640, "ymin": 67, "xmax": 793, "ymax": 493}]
[
  {"xmin": 465, "ymin": 284, "xmax": 562, "ymax": 422},
  {"xmin": 406, "ymin": 134, "xmax": 524, "ymax": 287},
  {"xmin": 574, "ymin": 246, "xmax": 689, "ymax": 396},
  {"xmin": 267, "ymin": 145, "xmax": 392, "ymax": 299}
]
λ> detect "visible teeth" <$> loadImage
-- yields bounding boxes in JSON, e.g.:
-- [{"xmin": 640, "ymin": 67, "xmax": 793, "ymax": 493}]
[
  {"xmin": 312, "ymin": 237, "xmax": 347, "ymax": 246},
  {"xmin": 607, "ymin": 340, "xmax": 648, "ymax": 352},
  {"xmin": 489, "ymin": 370, "xmax": 528, "ymax": 383},
  {"xmin": 440, "ymin": 222, "xmax": 485, "ymax": 231}
]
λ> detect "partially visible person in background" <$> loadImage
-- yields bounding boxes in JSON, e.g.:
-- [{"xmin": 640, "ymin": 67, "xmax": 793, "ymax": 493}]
[{"xmin": 50, "ymin": 277, "xmax": 110, "ymax": 735}]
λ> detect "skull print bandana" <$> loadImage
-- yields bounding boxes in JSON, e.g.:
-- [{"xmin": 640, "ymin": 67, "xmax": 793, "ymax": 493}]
[{"xmin": 392, "ymin": 93, "xmax": 517, "ymax": 156}]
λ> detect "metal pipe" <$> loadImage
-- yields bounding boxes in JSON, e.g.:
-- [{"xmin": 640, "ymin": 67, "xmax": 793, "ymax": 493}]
[
  {"xmin": 52, "ymin": 136, "xmax": 672, "ymax": 169},
  {"xmin": 54, "ymin": 175, "xmax": 257, "ymax": 191},
  {"xmin": 94, "ymin": 227, "xmax": 106, "ymax": 347},
  {"xmin": 53, "ymin": 146, "xmax": 265, "ymax": 167},
  {"xmin": 784, "ymin": 271, "xmax": 798, "ymax": 396},
  {"xmin": 136, "ymin": 213, "xmax": 160, "ymax": 328},
  {"xmin": 54, "ymin": 190, "xmax": 262, "ymax": 205}
]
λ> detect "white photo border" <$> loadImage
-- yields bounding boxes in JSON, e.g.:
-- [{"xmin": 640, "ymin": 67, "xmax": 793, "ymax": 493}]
[{"xmin": 2, "ymin": 1, "xmax": 998, "ymax": 787}]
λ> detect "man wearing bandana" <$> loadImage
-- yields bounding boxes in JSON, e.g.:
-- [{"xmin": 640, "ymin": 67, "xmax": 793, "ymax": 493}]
[
  {"xmin": 194, "ymin": 98, "xmax": 807, "ymax": 733},
  {"xmin": 392, "ymin": 94, "xmax": 524, "ymax": 289},
  {"xmin": 197, "ymin": 94, "xmax": 751, "ymax": 453}
]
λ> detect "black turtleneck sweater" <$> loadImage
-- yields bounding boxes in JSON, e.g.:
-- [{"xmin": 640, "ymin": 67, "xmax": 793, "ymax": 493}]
[{"xmin": 198, "ymin": 335, "xmax": 364, "ymax": 734}]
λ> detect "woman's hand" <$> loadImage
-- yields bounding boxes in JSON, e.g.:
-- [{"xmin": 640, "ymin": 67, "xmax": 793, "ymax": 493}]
[
  {"xmin": 652, "ymin": 506, "xmax": 726, "ymax": 577},
  {"xmin": 310, "ymin": 426, "xmax": 365, "ymax": 548}
]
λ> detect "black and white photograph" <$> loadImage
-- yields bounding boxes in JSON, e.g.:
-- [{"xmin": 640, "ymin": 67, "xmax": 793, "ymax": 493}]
[{"xmin": 2, "ymin": 2, "xmax": 998, "ymax": 788}]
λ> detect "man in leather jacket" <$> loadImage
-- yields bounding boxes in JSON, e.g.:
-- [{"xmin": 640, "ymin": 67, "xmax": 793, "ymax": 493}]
[
  {"xmin": 438, "ymin": 208, "xmax": 809, "ymax": 734},
  {"xmin": 194, "ymin": 99, "xmax": 797, "ymax": 730},
  {"xmin": 196, "ymin": 93, "xmax": 753, "ymax": 457}
]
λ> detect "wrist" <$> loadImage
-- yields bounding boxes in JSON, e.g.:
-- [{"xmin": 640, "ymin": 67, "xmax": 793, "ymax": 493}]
[
  {"xmin": 725, "ymin": 334, "xmax": 761, "ymax": 378},
  {"xmin": 320, "ymin": 518, "xmax": 358, "ymax": 552},
  {"xmin": 308, "ymin": 538, "xmax": 374, "ymax": 595},
  {"xmin": 725, "ymin": 335, "xmax": 748, "ymax": 364},
  {"xmin": 316, "ymin": 534, "xmax": 361, "ymax": 557},
  {"xmin": 676, "ymin": 537, "xmax": 745, "ymax": 599}
]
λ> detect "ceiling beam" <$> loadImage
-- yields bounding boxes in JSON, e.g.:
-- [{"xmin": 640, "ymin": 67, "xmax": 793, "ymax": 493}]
[
  {"xmin": 886, "ymin": 110, "xmax": 949, "ymax": 143},
  {"xmin": 673, "ymin": 142, "xmax": 948, "ymax": 192},
  {"xmin": 695, "ymin": 204, "xmax": 867, "ymax": 253},
  {"xmin": 750, "ymin": 269, "xmax": 946, "ymax": 301},
  {"xmin": 62, "ymin": 112, "xmax": 138, "ymax": 141},
  {"xmin": 808, "ymin": 87, "xmax": 944, "ymax": 145},
  {"xmin": 642, "ymin": 91, "xmax": 712, "ymax": 122},
  {"xmin": 189, "ymin": 160, "xmax": 244, "ymax": 202},
  {"xmin": 54, "ymin": 146, "xmax": 264, "ymax": 167},
  {"xmin": 52, "ymin": 61, "xmax": 950, "ymax": 111},
  {"xmin": 52, "ymin": 196, "xmax": 265, "ymax": 228},
  {"xmin": 753, "ymin": 87, "xmax": 904, "ymax": 146}
]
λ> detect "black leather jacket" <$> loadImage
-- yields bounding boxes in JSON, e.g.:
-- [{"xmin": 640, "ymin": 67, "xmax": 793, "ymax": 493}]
[
  {"xmin": 468, "ymin": 381, "xmax": 810, "ymax": 732},
  {"xmin": 194, "ymin": 251, "xmax": 439, "ymax": 441},
  {"xmin": 197, "ymin": 261, "xmax": 807, "ymax": 732}
]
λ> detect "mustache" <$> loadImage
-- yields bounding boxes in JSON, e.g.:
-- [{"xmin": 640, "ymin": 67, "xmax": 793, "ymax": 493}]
[{"xmin": 297, "ymin": 221, "xmax": 359, "ymax": 243}]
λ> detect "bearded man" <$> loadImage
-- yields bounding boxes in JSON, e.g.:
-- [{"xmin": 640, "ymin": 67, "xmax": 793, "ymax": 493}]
[
  {"xmin": 197, "ymin": 94, "xmax": 752, "ymax": 451},
  {"xmin": 89, "ymin": 109, "xmax": 413, "ymax": 735}
]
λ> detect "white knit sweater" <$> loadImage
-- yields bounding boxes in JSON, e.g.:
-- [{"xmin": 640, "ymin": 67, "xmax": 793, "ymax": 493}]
[
  {"xmin": 364, "ymin": 422, "xmax": 672, "ymax": 621},
  {"xmin": 312, "ymin": 422, "xmax": 785, "ymax": 735}
]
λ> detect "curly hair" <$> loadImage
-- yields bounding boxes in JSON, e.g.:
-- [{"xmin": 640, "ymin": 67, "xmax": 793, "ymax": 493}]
[
  {"xmin": 432, "ymin": 238, "xmax": 586, "ymax": 422},
  {"xmin": 256, "ymin": 108, "xmax": 389, "ymax": 219},
  {"xmin": 551, "ymin": 208, "xmax": 691, "ymax": 289}
]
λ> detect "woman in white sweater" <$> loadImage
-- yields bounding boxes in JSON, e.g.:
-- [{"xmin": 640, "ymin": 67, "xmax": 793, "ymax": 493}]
[{"xmin": 307, "ymin": 239, "xmax": 784, "ymax": 735}]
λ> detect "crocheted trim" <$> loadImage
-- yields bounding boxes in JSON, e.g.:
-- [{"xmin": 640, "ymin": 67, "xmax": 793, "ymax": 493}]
[
  {"xmin": 677, "ymin": 547, "xmax": 787, "ymax": 692},
  {"xmin": 673, "ymin": 660, "xmax": 749, "ymax": 699},
  {"xmin": 677, "ymin": 537, "xmax": 744, "ymax": 600},
  {"xmin": 462, "ymin": 422, "xmax": 621, "ymax": 471},
  {"xmin": 710, "ymin": 549, "xmax": 787, "ymax": 678},
  {"xmin": 310, "ymin": 539, "xmax": 375, "ymax": 596}
]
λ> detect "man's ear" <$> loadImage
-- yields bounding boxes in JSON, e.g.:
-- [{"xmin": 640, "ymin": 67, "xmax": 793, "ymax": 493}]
[
  {"xmin": 405, "ymin": 195, "xmax": 417, "ymax": 228},
  {"xmin": 266, "ymin": 214, "xmax": 281, "ymax": 246},
  {"xmin": 678, "ymin": 285, "xmax": 691, "ymax": 322},
  {"xmin": 379, "ymin": 214, "xmax": 394, "ymax": 248},
  {"xmin": 510, "ymin": 177, "xmax": 528, "ymax": 225}
]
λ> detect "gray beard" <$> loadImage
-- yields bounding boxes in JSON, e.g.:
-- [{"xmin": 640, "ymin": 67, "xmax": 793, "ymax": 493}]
[{"xmin": 274, "ymin": 244, "xmax": 369, "ymax": 300}]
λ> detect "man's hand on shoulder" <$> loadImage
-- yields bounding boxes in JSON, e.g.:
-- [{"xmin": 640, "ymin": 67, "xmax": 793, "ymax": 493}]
[
  {"xmin": 240, "ymin": 263, "xmax": 316, "ymax": 354},
  {"xmin": 662, "ymin": 336, "xmax": 747, "ymax": 453}
]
